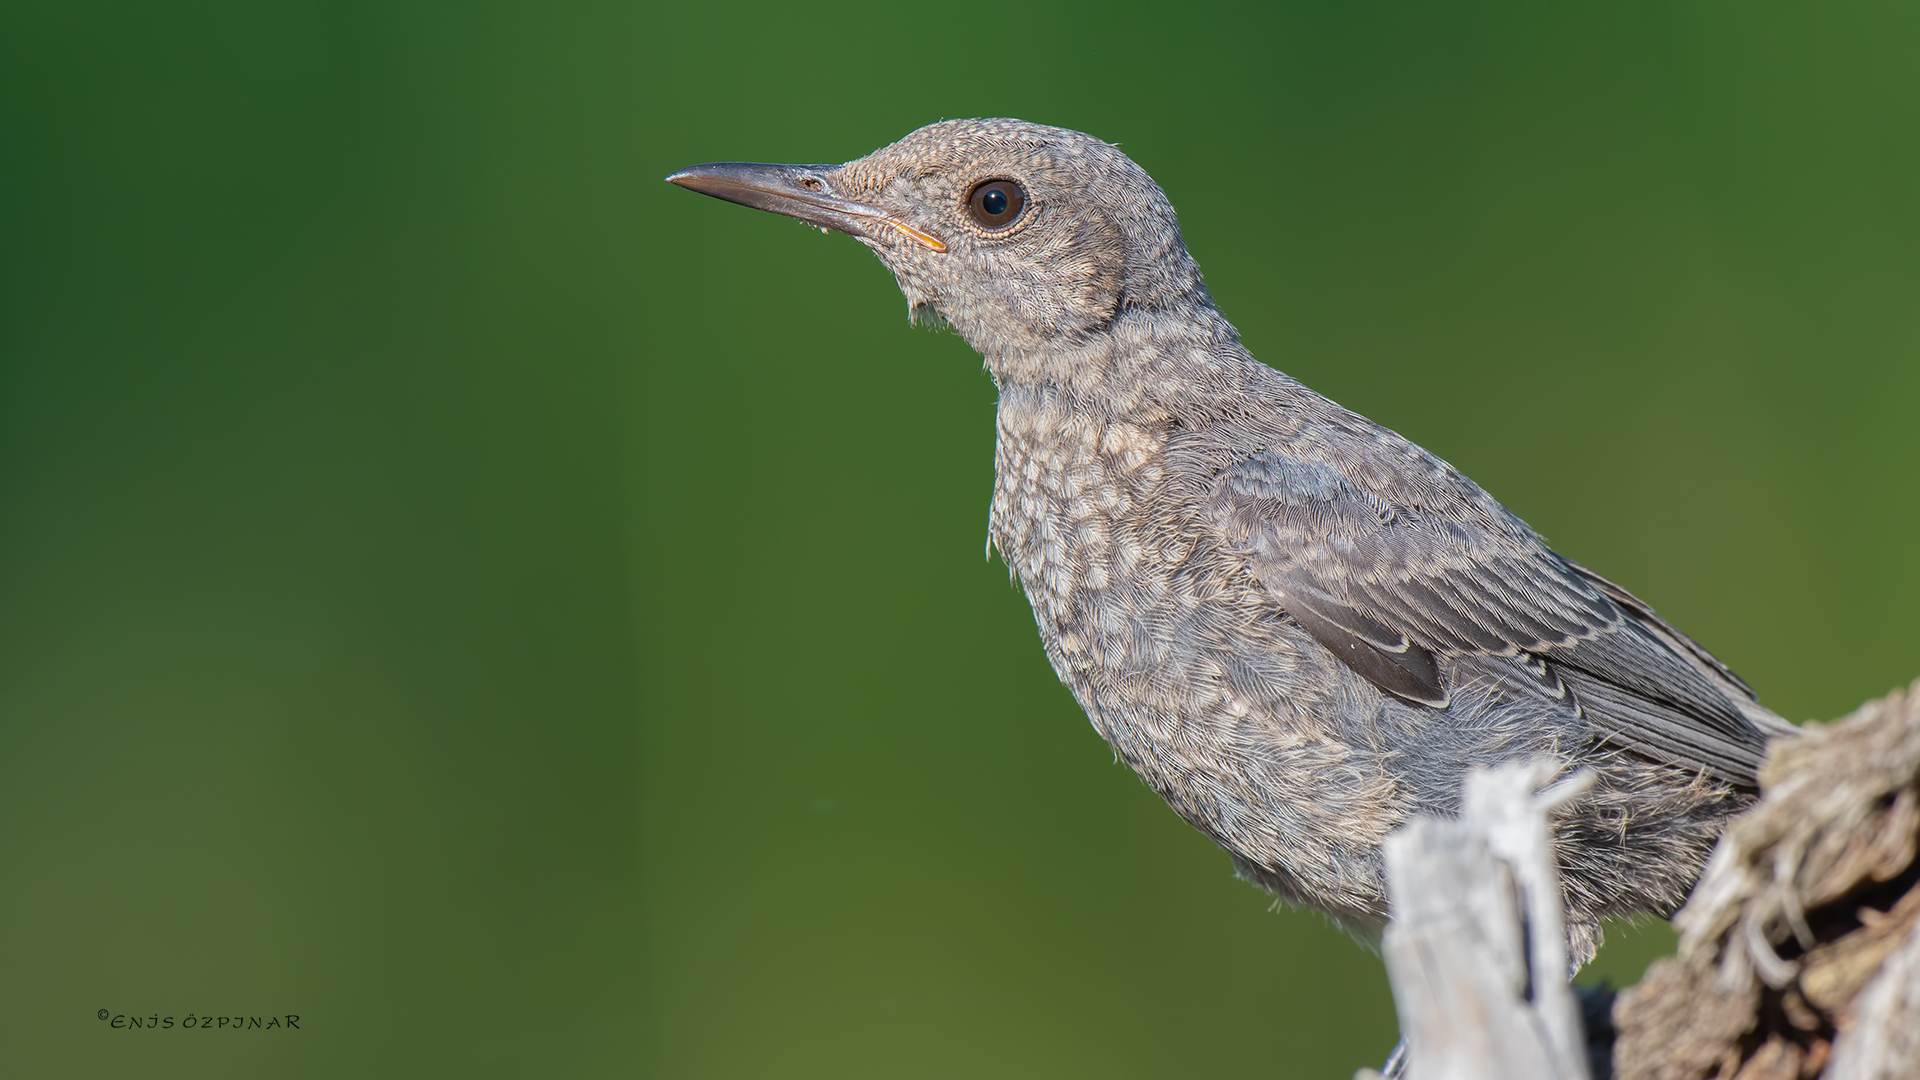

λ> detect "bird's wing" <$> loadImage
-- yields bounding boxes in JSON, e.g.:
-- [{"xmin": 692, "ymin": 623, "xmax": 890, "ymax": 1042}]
[{"xmin": 1205, "ymin": 451, "xmax": 1770, "ymax": 782}]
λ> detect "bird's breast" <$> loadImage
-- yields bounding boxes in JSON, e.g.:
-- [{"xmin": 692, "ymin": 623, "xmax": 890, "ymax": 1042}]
[
  {"xmin": 989, "ymin": 399, "xmax": 1173, "ymax": 656},
  {"xmin": 987, "ymin": 395, "xmax": 1273, "ymax": 716},
  {"xmin": 986, "ymin": 394, "xmax": 1407, "ymax": 917}
]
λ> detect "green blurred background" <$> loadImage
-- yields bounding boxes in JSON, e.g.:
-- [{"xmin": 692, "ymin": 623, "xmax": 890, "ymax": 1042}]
[{"xmin": 2, "ymin": 1, "xmax": 1914, "ymax": 1076}]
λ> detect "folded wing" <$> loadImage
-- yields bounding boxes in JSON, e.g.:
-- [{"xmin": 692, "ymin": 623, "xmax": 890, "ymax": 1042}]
[{"xmin": 1205, "ymin": 451, "xmax": 1770, "ymax": 784}]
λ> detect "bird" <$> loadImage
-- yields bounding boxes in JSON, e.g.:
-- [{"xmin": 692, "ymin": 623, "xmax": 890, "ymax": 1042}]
[{"xmin": 667, "ymin": 119, "xmax": 1796, "ymax": 966}]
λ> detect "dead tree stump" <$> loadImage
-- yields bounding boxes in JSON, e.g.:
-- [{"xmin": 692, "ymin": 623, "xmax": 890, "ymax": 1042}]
[{"xmin": 1614, "ymin": 680, "xmax": 1920, "ymax": 1080}]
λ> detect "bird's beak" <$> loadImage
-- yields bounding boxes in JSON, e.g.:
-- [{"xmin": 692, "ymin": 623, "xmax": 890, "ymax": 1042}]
[{"xmin": 666, "ymin": 162, "xmax": 947, "ymax": 253}]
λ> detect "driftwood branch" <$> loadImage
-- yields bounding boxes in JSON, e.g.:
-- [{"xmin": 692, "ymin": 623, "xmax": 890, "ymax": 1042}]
[
  {"xmin": 1363, "ymin": 760, "xmax": 1596, "ymax": 1080},
  {"xmin": 1360, "ymin": 679, "xmax": 1920, "ymax": 1080}
]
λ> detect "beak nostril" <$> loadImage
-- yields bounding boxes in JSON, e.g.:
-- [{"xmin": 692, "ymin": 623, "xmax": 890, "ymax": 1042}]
[{"xmin": 798, "ymin": 176, "xmax": 824, "ymax": 191}]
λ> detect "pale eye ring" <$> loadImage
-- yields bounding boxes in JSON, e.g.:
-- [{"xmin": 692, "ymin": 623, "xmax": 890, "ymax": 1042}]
[{"xmin": 967, "ymin": 178, "xmax": 1026, "ymax": 229}]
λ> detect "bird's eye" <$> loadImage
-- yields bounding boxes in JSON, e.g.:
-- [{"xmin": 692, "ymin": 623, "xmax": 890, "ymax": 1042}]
[{"xmin": 967, "ymin": 179, "xmax": 1026, "ymax": 229}]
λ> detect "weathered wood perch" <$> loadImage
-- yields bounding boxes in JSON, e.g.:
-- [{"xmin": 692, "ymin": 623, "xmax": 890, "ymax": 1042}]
[
  {"xmin": 1359, "ymin": 679, "xmax": 1920, "ymax": 1080},
  {"xmin": 1356, "ymin": 760, "xmax": 1599, "ymax": 1080}
]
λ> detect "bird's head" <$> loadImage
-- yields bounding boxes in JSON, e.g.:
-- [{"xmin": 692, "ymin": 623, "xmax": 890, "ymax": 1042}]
[{"xmin": 667, "ymin": 119, "xmax": 1207, "ymax": 356}]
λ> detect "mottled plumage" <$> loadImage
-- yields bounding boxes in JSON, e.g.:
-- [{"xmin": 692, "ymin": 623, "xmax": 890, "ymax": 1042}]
[{"xmin": 668, "ymin": 119, "xmax": 1794, "ymax": 963}]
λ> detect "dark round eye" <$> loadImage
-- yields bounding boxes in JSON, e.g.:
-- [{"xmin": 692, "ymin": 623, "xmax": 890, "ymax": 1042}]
[{"xmin": 967, "ymin": 178, "xmax": 1026, "ymax": 229}]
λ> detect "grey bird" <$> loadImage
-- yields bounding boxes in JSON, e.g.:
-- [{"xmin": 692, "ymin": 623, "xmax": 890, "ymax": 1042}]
[{"xmin": 667, "ymin": 119, "xmax": 1795, "ymax": 965}]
